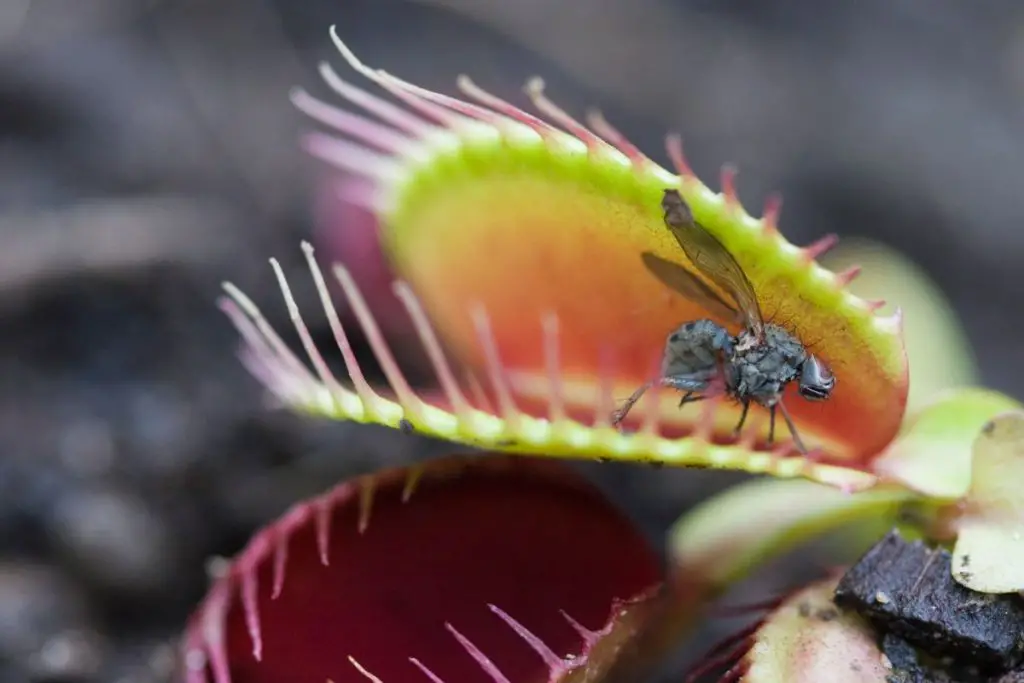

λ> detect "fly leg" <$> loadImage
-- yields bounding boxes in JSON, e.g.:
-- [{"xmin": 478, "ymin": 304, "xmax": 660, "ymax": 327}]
[
  {"xmin": 678, "ymin": 391, "xmax": 707, "ymax": 407},
  {"xmin": 611, "ymin": 374, "xmax": 709, "ymax": 427},
  {"xmin": 766, "ymin": 402, "xmax": 808, "ymax": 454},
  {"xmin": 777, "ymin": 401, "xmax": 808, "ymax": 454},
  {"xmin": 732, "ymin": 400, "xmax": 750, "ymax": 437}
]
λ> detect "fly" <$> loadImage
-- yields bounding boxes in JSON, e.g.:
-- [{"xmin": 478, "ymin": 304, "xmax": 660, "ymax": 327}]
[{"xmin": 610, "ymin": 189, "xmax": 835, "ymax": 454}]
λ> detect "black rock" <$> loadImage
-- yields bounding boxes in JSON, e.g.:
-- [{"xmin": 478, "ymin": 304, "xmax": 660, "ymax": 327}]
[{"xmin": 835, "ymin": 529, "xmax": 1024, "ymax": 675}]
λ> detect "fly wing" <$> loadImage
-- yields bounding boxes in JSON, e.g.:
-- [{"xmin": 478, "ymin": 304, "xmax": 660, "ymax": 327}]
[
  {"xmin": 660, "ymin": 189, "xmax": 764, "ymax": 336},
  {"xmin": 641, "ymin": 252, "xmax": 743, "ymax": 324}
]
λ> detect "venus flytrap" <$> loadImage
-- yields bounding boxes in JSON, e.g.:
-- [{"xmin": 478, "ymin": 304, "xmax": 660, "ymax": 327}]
[
  {"xmin": 185, "ymin": 27, "xmax": 1024, "ymax": 683},
  {"xmin": 222, "ymin": 28, "xmax": 909, "ymax": 483}
]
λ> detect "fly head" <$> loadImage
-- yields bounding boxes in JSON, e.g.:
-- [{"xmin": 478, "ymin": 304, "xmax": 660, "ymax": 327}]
[{"xmin": 798, "ymin": 355, "xmax": 835, "ymax": 402}]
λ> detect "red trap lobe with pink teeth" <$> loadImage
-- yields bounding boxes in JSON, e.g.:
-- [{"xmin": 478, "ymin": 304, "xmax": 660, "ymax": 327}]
[{"xmin": 180, "ymin": 456, "xmax": 662, "ymax": 683}]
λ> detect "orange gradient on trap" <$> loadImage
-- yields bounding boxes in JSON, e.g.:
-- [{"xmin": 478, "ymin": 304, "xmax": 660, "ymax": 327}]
[{"xmin": 382, "ymin": 160, "xmax": 907, "ymax": 465}]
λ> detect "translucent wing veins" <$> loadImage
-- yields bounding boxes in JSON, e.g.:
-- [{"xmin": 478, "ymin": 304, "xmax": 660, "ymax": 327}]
[
  {"xmin": 640, "ymin": 252, "xmax": 743, "ymax": 325},
  {"xmin": 658, "ymin": 189, "xmax": 764, "ymax": 336}
]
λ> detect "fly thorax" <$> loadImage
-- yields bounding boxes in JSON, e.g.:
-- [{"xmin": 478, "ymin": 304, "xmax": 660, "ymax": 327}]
[
  {"xmin": 729, "ymin": 324, "xmax": 809, "ymax": 403},
  {"xmin": 734, "ymin": 329, "xmax": 759, "ymax": 353}
]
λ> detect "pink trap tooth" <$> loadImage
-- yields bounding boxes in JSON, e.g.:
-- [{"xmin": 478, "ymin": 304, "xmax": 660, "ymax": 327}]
[
  {"xmin": 229, "ymin": 340, "xmax": 272, "ymax": 393},
  {"xmin": 720, "ymin": 165, "xmax": 739, "ymax": 208},
  {"xmin": 525, "ymin": 77, "xmax": 606, "ymax": 156},
  {"xmin": 401, "ymin": 465, "xmax": 424, "ymax": 503},
  {"xmin": 240, "ymin": 570, "xmax": 262, "ymax": 661},
  {"xmin": 795, "ymin": 456, "xmax": 820, "ymax": 484},
  {"xmin": 332, "ymin": 178, "xmax": 379, "ymax": 213},
  {"xmin": 586, "ymin": 109, "xmax": 651, "ymax": 169},
  {"xmin": 317, "ymin": 62, "xmax": 434, "ymax": 137},
  {"xmin": 542, "ymin": 312, "xmax": 566, "ymax": 423},
  {"xmin": 456, "ymin": 75, "xmax": 560, "ymax": 142},
  {"xmin": 800, "ymin": 444, "xmax": 826, "ymax": 463},
  {"xmin": 332, "ymin": 259, "xmax": 424, "ymax": 420},
  {"xmin": 376, "ymin": 73, "xmax": 469, "ymax": 128},
  {"xmin": 200, "ymin": 587, "xmax": 232, "ymax": 683},
  {"xmin": 559, "ymin": 609, "xmax": 600, "ymax": 646},
  {"xmin": 445, "ymin": 623, "xmax": 512, "ymax": 683},
  {"xmin": 638, "ymin": 391, "xmax": 662, "ymax": 437},
  {"xmin": 771, "ymin": 441, "xmax": 797, "ymax": 461},
  {"xmin": 401, "ymin": 79, "xmax": 505, "ymax": 125},
  {"xmin": 290, "ymin": 88, "xmax": 412, "ymax": 153},
  {"xmin": 374, "ymin": 69, "xmax": 492, "ymax": 127},
  {"xmin": 268, "ymin": 256, "xmax": 347, "ymax": 401},
  {"xmin": 270, "ymin": 533, "xmax": 288, "ymax": 600},
  {"xmin": 355, "ymin": 66, "xmax": 508, "ymax": 129},
  {"xmin": 328, "ymin": 28, "xmax": 465, "ymax": 129},
  {"xmin": 736, "ymin": 413, "xmax": 764, "ymax": 450},
  {"xmin": 315, "ymin": 497, "xmax": 332, "ymax": 567},
  {"xmin": 409, "ymin": 658, "xmax": 447, "ymax": 683},
  {"xmin": 801, "ymin": 233, "xmax": 839, "ymax": 262},
  {"xmin": 357, "ymin": 477, "xmax": 375, "ymax": 534},
  {"xmin": 593, "ymin": 346, "xmax": 617, "ymax": 429},
  {"xmin": 220, "ymin": 283, "xmax": 320, "ymax": 394},
  {"xmin": 464, "ymin": 369, "xmax": 494, "ymax": 414},
  {"xmin": 218, "ymin": 297, "xmax": 311, "ymax": 402},
  {"xmin": 665, "ymin": 133, "xmax": 695, "ymax": 178},
  {"xmin": 217, "ymin": 298, "xmax": 272, "ymax": 365},
  {"xmin": 298, "ymin": 242, "xmax": 377, "ymax": 408},
  {"xmin": 301, "ymin": 132, "xmax": 399, "ymax": 182},
  {"xmin": 392, "ymin": 280, "xmax": 472, "ymax": 418},
  {"xmin": 834, "ymin": 265, "xmax": 862, "ymax": 287},
  {"xmin": 207, "ymin": 643, "xmax": 231, "ymax": 683},
  {"xmin": 693, "ymin": 389, "xmax": 724, "ymax": 444},
  {"xmin": 348, "ymin": 656, "xmax": 384, "ymax": 683},
  {"xmin": 488, "ymin": 605, "xmax": 566, "ymax": 673},
  {"xmin": 638, "ymin": 355, "xmax": 663, "ymax": 437},
  {"xmin": 865, "ymin": 299, "xmax": 887, "ymax": 312},
  {"xmin": 471, "ymin": 305, "xmax": 520, "ymax": 427},
  {"xmin": 761, "ymin": 192, "xmax": 783, "ymax": 233}
]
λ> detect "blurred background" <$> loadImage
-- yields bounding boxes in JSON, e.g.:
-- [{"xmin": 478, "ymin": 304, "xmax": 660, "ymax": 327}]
[{"xmin": 1, "ymin": 0, "xmax": 1021, "ymax": 681}]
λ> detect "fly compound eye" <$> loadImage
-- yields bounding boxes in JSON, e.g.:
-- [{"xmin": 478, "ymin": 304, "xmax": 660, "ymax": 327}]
[{"xmin": 799, "ymin": 356, "xmax": 835, "ymax": 401}]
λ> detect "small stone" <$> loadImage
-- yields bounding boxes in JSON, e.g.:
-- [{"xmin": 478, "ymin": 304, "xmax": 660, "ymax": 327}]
[{"xmin": 835, "ymin": 529, "xmax": 1024, "ymax": 675}]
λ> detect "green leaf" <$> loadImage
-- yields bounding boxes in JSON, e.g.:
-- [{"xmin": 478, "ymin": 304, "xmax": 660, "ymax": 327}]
[
  {"xmin": 668, "ymin": 477, "xmax": 919, "ymax": 592},
  {"xmin": 872, "ymin": 388, "xmax": 1022, "ymax": 498},
  {"xmin": 951, "ymin": 411, "xmax": 1024, "ymax": 593}
]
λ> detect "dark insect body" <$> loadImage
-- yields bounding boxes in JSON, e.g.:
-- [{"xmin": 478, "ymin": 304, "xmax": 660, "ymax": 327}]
[{"xmin": 611, "ymin": 189, "xmax": 835, "ymax": 454}]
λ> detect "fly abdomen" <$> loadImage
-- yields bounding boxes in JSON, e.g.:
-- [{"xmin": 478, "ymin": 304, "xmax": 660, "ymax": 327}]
[{"xmin": 661, "ymin": 319, "xmax": 734, "ymax": 379}]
